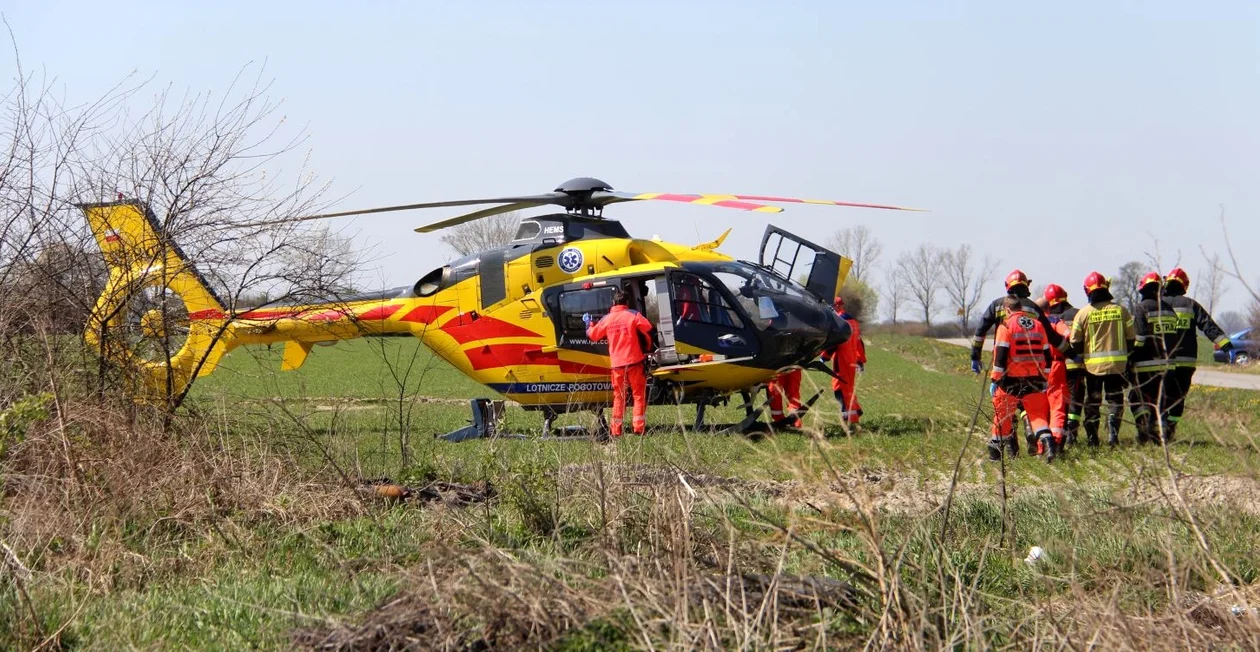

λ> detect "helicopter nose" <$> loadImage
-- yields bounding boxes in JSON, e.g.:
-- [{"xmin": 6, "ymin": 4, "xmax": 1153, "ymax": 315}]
[{"xmin": 823, "ymin": 309, "xmax": 852, "ymax": 350}]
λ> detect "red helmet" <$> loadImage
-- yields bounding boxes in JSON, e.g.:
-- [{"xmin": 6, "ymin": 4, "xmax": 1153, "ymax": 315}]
[
  {"xmin": 1004, "ymin": 269, "xmax": 1031, "ymax": 291},
  {"xmin": 1137, "ymin": 272, "xmax": 1162, "ymax": 292},
  {"xmin": 1043, "ymin": 284, "xmax": 1068, "ymax": 306},
  {"xmin": 1165, "ymin": 267, "xmax": 1190, "ymax": 289},
  {"xmin": 1083, "ymin": 271, "xmax": 1110, "ymax": 294}
]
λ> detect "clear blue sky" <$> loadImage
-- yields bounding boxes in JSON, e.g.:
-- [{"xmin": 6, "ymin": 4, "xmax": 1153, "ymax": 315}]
[{"xmin": 6, "ymin": 1, "xmax": 1259, "ymax": 317}]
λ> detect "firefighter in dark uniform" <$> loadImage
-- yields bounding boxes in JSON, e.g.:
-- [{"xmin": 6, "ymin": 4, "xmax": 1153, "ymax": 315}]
[
  {"xmin": 1129, "ymin": 272, "xmax": 1178, "ymax": 443},
  {"xmin": 1160, "ymin": 267, "xmax": 1233, "ymax": 440}
]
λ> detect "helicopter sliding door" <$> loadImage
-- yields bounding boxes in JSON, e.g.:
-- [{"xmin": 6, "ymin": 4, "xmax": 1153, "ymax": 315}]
[{"xmin": 759, "ymin": 226, "xmax": 850, "ymax": 302}]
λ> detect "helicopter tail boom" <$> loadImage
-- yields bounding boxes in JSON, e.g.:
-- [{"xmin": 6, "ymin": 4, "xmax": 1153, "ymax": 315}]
[{"xmin": 78, "ymin": 201, "xmax": 421, "ymax": 399}]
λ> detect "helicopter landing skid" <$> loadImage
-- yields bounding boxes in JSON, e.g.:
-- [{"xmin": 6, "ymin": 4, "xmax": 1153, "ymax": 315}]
[
  {"xmin": 768, "ymin": 390, "xmax": 824, "ymax": 430},
  {"xmin": 439, "ymin": 400, "xmax": 613, "ymax": 443}
]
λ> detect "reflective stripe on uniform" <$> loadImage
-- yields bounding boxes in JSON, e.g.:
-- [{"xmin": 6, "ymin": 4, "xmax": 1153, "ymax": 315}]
[{"xmin": 1084, "ymin": 349, "xmax": 1128, "ymax": 361}]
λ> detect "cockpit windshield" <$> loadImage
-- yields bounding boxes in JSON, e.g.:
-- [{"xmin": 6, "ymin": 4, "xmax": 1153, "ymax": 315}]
[
  {"xmin": 711, "ymin": 262, "xmax": 811, "ymax": 300},
  {"xmin": 709, "ymin": 261, "xmax": 814, "ymax": 330}
]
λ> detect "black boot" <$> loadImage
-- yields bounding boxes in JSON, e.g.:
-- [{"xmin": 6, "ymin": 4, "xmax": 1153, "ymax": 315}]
[
  {"xmin": 1039, "ymin": 433, "xmax": 1057, "ymax": 464},
  {"xmin": 1163, "ymin": 419, "xmax": 1177, "ymax": 443},
  {"xmin": 1133, "ymin": 409, "xmax": 1151, "ymax": 444},
  {"xmin": 1107, "ymin": 415, "xmax": 1121, "ymax": 447},
  {"xmin": 1006, "ymin": 434, "xmax": 1020, "ymax": 458},
  {"xmin": 988, "ymin": 439, "xmax": 1003, "ymax": 462}
]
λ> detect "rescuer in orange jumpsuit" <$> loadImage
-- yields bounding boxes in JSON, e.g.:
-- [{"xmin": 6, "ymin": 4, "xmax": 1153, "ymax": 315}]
[
  {"xmin": 820, "ymin": 296, "xmax": 866, "ymax": 424},
  {"xmin": 767, "ymin": 369, "xmax": 803, "ymax": 428},
  {"xmin": 585, "ymin": 287, "xmax": 653, "ymax": 437},
  {"xmin": 1035, "ymin": 293, "xmax": 1071, "ymax": 449},
  {"xmin": 989, "ymin": 297, "xmax": 1057, "ymax": 463}
]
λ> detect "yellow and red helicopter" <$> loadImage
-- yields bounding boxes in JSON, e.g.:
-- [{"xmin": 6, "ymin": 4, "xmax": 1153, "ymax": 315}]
[{"xmin": 78, "ymin": 177, "xmax": 921, "ymax": 439}]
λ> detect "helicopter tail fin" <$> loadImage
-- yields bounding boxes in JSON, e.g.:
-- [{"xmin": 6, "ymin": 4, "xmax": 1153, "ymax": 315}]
[
  {"xmin": 694, "ymin": 228, "xmax": 732, "ymax": 252},
  {"xmin": 79, "ymin": 201, "xmax": 233, "ymax": 397}
]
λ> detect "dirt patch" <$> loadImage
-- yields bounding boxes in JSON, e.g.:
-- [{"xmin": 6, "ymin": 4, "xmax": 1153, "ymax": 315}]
[
  {"xmin": 557, "ymin": 462, "xmax": 984, "ymax": 517},
  {"xmin": 1123, "ymin": 473, "xmax": 1260, "ymax": 515}
]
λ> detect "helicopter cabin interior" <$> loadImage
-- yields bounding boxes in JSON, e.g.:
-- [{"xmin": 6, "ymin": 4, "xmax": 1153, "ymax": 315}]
[
  {"xmin": 540, "ymin": 225, "xmax": 846, "ymax": 373},
  {"xmin": 542, "ymin": 265, "xmax": 774, "ymax": 371}
]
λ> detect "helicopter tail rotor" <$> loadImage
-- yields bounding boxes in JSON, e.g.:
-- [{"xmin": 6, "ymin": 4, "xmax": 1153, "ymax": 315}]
[{"xmin": 78, "ymin": 201, "xmax": 235, "ymax": 399}]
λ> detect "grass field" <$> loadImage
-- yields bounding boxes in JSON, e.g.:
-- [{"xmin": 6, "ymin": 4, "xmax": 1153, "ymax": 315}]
[{"xmin": 5, "ymin": 333, "xmax": 1260, "ymax": 649}]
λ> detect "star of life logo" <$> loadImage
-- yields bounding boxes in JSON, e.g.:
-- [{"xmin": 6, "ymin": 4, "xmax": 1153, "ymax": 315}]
[{"xmin": 558, "ymin": 247, "xmax": 584, "ymax": 274}]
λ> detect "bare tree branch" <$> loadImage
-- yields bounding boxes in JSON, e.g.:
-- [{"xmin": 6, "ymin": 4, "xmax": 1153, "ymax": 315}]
[
  {"xmin": 439, "ymin": 211, "xmax": 520, "ymax": 257},
  {"xmin": 827, "ymin": 225, "xmax": 883, "ymax": 283},
  {"xmin": 894, "ymin": 244, "xmax": 942, "ymax": 325},
  {"xmin": 939, "ymin": 244, "xmax": 998, "ymax": 335}
]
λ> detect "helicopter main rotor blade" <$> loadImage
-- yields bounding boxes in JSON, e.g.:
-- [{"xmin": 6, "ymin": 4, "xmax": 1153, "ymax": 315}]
[
  {"xmin": 233, "ymin": 193, "xmax": 571, "ymax": 229},
  {"xmin": 413, "ymin": 201, "xmax": 548, "ymax": 233},
  {"xmin": 726, "ymin": 194, "xmax": 928, "ymax": 212},
  {"xmin": 598, "ymin": 191, "xmax": 784, "ymax": 213}
]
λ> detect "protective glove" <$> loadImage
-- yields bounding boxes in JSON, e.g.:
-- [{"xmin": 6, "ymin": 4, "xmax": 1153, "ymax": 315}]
[
  {"xmin": 971, "ymin": 359, "xmax": 982, "ymax": 375},
  {"xmin": 582, "ymin": 313, "xmax": 593, "ymax": 327},
  {"xmin": 988, "ymin": 381, "xmax": 997, "ymax": 397},
  {"xmin": 857, "ymin": 363, "xmax": 865, "ymax": 374}
]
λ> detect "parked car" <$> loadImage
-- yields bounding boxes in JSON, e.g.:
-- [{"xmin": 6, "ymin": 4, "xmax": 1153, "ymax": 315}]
[{"xmin": 1214, "ymin": 328, "xmax": 1257, "ymax": 365}]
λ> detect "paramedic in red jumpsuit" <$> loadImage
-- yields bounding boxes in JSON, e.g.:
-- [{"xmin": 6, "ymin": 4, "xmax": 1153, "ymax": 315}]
[
  {"xmin": 767, "ymin": 369, "xmax": 803, "ymax": 427},
  {"xmin": 585, "ymin": 288, "xmax": 653, "ymax": 436},
  {"xmin": 989, "ymin": 297, "xmax": 1057, "ymax": 462},
  {"xmin": 820, "ymin": 296, "xmax": 866, "ymax": 424}
]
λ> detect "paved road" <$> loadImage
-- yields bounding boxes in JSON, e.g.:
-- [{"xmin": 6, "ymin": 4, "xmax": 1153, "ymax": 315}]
[{"xmin": 936, "ymin": 338, "xmax": 1260, "ymax": 391}]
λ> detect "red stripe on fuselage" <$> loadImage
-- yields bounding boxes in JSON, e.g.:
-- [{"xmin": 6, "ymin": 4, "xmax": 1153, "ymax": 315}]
[
  {"xmin": 464, "ymin": 343, "xmax": 557, "ymax": 371},
  {"xmin": 398, "ymin": 304, "xmax": 453, "ymax": 325},
  {"xmin": 440, "ymin": 314, "xmax": 542, "ymax": 344},
  {"xmin": 357, "ymin": 304, "xmax": 402, "ymax": 321}
]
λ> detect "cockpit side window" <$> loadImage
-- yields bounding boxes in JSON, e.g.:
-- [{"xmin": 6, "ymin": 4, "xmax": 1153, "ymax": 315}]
[
  {"xmin": 513, "ymin": 220, "xmax": 542, "ymax": 241},
  {"xmin": 671, "ymin": 273, "xmax": 744, "ymax": 330},
  {"xmin": 414, "ymin": 266, "xmax": 449, "ymax": 297}
]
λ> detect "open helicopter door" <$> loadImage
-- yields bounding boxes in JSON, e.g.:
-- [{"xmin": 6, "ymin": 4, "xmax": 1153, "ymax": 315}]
[
  {"xmin": 759, "ymin": 225, "xmax": 851, "ymax": 302},
  {"xmin": 666, "ymin": 269, "xmax": 760, "ymax": 362}
]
